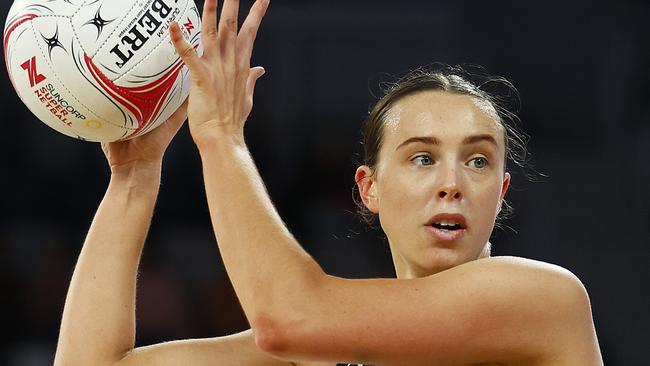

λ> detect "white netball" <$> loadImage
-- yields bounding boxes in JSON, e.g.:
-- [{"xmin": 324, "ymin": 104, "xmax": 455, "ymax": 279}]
[{"xmin": 4, "ymin": 0, "xmax": 203, "ymax": 142}]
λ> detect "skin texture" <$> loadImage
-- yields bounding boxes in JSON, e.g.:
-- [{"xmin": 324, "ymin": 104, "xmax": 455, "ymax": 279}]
[
  {"xmin": 354, "ymin": 91, "xmax": 511, "ymax": 278},
  {"xmin": 53, "ymin": 1, "xmax": 603, "ymax": 365}
]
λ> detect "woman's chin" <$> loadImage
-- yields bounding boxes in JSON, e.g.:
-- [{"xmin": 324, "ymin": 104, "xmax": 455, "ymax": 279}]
[
  {"xmin": 390, "ymin": 239, "xmax": 481, "ymax": 278},
  {"xmin": 415, "ymin": 247, "xmax": 475, "ymax": 276}
]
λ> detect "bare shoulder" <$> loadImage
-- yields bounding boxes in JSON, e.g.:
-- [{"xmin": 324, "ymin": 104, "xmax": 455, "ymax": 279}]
[
  {"xmin": 448, "ymin": 255, "xmax": 595, "ymax": 332},
  {"xmin": 468, "ymin": 255, "xmax": 581, "ymax": 276},
  {"xmin": 449, "ymin": 255, "xmax": 602, "ymax": 365},
  {"xmin": 455, "ymin": 255, "xmax": 589, "ymax": 296}
]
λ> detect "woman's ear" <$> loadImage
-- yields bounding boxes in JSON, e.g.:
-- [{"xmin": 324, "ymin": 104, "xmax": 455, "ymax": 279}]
[
  {"xmin": 355, "ymin": 165, "xmax": 379, "ymax": 214},
  {"xmin": 498, "ymin": 172, "xmax": 511, "ymax": 213}
]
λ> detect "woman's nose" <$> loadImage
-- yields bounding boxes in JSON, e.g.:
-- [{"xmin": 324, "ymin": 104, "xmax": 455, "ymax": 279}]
[
  {"xmin": 438, "ymin": 187, "xmax": 462, "ymax": 200},
  {"xmin": 436, "ymin": 165, "xmax": 463, "ymax": 200}
]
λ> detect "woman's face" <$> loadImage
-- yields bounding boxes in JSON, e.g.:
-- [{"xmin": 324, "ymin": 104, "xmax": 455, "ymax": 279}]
[{"xmin": 356, "ymin": 91, "xmax": 510, "ymax": 278}]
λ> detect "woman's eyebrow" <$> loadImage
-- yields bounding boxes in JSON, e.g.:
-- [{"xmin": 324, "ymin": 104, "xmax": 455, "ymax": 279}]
[
  {"xmin": 462, "ymin": 134, "xmax": 499, "ymax": 147},
  {"xmin": 395, "ymin": 136, "xmax": 440, "ymax": 151},
  {"xmin": 396, "ymin": 134, "xmax": 498, "ymax": 151}
]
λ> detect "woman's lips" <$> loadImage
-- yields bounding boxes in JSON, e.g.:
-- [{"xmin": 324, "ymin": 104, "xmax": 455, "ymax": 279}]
[
  {"xmin": 425, "ymin": 213, "xmax": 468, "ymax": 242},
  {"xmin": 424, "ymin": 225, "xmax": 467, "ymax": 242},
  {"xmin": 426, "ymin": 213, "xmax": 467, "ymax": 228}
]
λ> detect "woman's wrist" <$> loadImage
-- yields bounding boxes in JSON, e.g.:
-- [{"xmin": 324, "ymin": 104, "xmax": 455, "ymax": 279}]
[
  {"xmin": 109, "ymin": 160, "xmax": 162, "ymax": 194},
  {"xmin": 194, "ymin": 129, "xmax": 247, "ymax": 157}
]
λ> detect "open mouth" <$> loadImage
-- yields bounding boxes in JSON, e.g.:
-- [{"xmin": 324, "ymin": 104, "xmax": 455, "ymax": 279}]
[
  {"xmin": 426, "ymin": 215, "xmax": 467, "ymax": 241},
  {"xmin": 429, "ymin": 217, "xmax": 467, "ymax": 231},
  {"xmin": 431, "ymin": 222, "xmax": 464, "ymax": 231}
]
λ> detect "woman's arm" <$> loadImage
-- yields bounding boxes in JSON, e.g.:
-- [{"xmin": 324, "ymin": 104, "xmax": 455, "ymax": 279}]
[
  {"xmin": 115, "ymin": 330, "xmax": 290, "ymax": 366},
  {"xmin": 53, "ymin": 162, "xmax": 289, "ymax": 366},
  {"xmin": 171, "ymin": 0, "xmax": 602, "ymax": 364},
  {"xmin": 53, "ymin": 160, "xmax": 161, "ymax": 366},
  {"xmin": 53, "ymin": 105, "xmax": 290, "ymax": 366},
  {"xmin": 197, "ymin": 136, "xmax": 601, "ymax": 366},
  {"xmin": 53, "ymin": 103, "xmax": 187, "ymax": 366}
]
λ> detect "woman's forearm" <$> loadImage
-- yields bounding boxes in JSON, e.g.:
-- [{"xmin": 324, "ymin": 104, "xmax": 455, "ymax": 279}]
[
  {"xmin": 54, "ymin": 164, "xmax": 161, "ymax": 366},
  {"xmin": 169, "ymin": 0, "xmax": 311, "ymax": 350},
  {"xmin": 198, "ymin": 136, "xmax": 324, "ymax": 329}
]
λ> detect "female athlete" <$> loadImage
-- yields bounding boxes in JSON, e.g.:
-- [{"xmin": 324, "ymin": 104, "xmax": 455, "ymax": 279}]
[{"xmin": 53, "ymin": 0, "xmax": 603, "ymax": 365}]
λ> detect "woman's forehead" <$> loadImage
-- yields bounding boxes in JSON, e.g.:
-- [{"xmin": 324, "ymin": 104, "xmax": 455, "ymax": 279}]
[{"xmin": 384, "ymin": 91, "xmax": 505, "ymax": 147}]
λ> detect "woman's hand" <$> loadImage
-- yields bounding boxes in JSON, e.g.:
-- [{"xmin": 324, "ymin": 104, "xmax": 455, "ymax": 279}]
[
  {"xmin": 169, "ymin": 0, "xmax": 269, "ymax": 147},
  {"xmin": 101, "ymin": 100, "xmax": 188, "ymax": 175}
]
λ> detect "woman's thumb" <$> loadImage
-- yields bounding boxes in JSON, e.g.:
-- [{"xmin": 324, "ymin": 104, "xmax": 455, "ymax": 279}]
[{"xmin": 246, "ymin": 66, "xmax": 266, "ymax": 97}]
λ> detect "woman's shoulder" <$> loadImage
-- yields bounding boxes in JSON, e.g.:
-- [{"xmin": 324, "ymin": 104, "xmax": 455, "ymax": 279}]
[
  {"xmin": 467, "ymin": 255, "xmax": 584, "ymax": 285},
  {"xmin": 478, "ymin": 257, "xmax": 599, "ymax": 363},
  {"xmin": 447, "ymin": 255, "xmax": 595, "ymax": 356},
  {"xmin": 439, "ymin": 255, "xmax": 590, "ymax": 309}
]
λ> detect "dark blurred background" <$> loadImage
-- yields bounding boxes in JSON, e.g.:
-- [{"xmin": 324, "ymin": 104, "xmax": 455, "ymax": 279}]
[{"xmin": 1, "ymin": 0, "xmax": 649, "ymax": 365}]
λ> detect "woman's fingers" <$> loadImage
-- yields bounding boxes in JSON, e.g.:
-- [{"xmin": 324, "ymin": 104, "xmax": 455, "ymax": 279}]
[
  {"xmin": 218, "ymin": 0, "xmax": 240, "ymax": 35},
  {"xmin": 237, "ymin": 0, "xmax": 269, "ymax": 65},
  {"xmin": 218, "ymin": 0, "xmax": 240, "ymax": 62},
  {"xmin": 168, "ymin": 0, "xmax": 265, "ymax": 132},
  {"xmin": 202, "ymin": 0, "xmax": 219, "ymax": 40},
  {"xmin": 168, "ymin": 98, "xmax": 189, "ymax": 128},
  {"xmin": 143, "ymin": 98, "xmax": 187, "ymax": 143},
  {"xmin": 246, "ymin": 66, "xmax": 266, "ymax": 98},
  {"xmin": 201, "ymin": 0, "xmax": 218, "ymax": 58},
  {"xmin": 170, "ymin": 22, "xmax": 203, "ymax": 80},
  {"xmin": 161, "ymin": 100, "xmax": 188, "ymax": 138}
]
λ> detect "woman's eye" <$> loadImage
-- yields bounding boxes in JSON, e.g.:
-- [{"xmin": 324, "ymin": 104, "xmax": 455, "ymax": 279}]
[
  {"xmin": 412, "ymin": 155, "xmax": 433, "ymax": 166},
  {"xmin": 468, "ymin": 157, "xmax": 489, "ymax": 169}
]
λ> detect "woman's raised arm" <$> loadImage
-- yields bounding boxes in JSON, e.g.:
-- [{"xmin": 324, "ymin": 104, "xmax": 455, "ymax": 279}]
[
  {"xmin": 193, "ymin": 123, "xmax": 601, "ymax": 365},
  {"xmin": 53, "ymin": 104, "xmax": 187, "ymax": 366},
  {"xmin": 53, "ymin": 102, "xmax": 289, "ymax": 366},
  {"xmin": 171, "ymin": 0, "xmax": 602, "ymax": 365}
]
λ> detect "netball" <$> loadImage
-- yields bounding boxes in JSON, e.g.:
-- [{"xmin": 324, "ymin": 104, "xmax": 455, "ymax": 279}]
[{"xmin": 3, "ymin": 0, "xmax": 202, "ymax": 142}]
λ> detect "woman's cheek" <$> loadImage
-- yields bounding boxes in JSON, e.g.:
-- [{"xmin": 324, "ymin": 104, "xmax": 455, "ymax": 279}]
[
  {"xmin": 477, "ymin": 181, "xmax": 504, "ymax": 217},
  {"xmin": 379, "ymin": 177, "xmax": 420, "ymax": 229},
  {"xmin": 383, "ymin": 181, "xmax": 412, "ymax": 212}
]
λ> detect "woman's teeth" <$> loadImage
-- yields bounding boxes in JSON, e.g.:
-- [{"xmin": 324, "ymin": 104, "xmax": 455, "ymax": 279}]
[{"xmin": 433, "ymin": 220, "xmax": 462, "ymax": 230}]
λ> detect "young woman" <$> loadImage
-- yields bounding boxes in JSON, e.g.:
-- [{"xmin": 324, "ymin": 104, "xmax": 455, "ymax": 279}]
[{"xmin": 53, "ymin": 0, "xmax": 603, "ymax": 365}]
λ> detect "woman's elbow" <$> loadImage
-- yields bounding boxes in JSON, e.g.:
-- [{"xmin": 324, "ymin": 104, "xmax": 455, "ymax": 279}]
[
  {"xmin": 252, "ymin": 267, "xmax": 329, "ymax": 357},
  {"xmin": 252, "ymin": 313, "xmax": 292, "ymax": 357}
]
